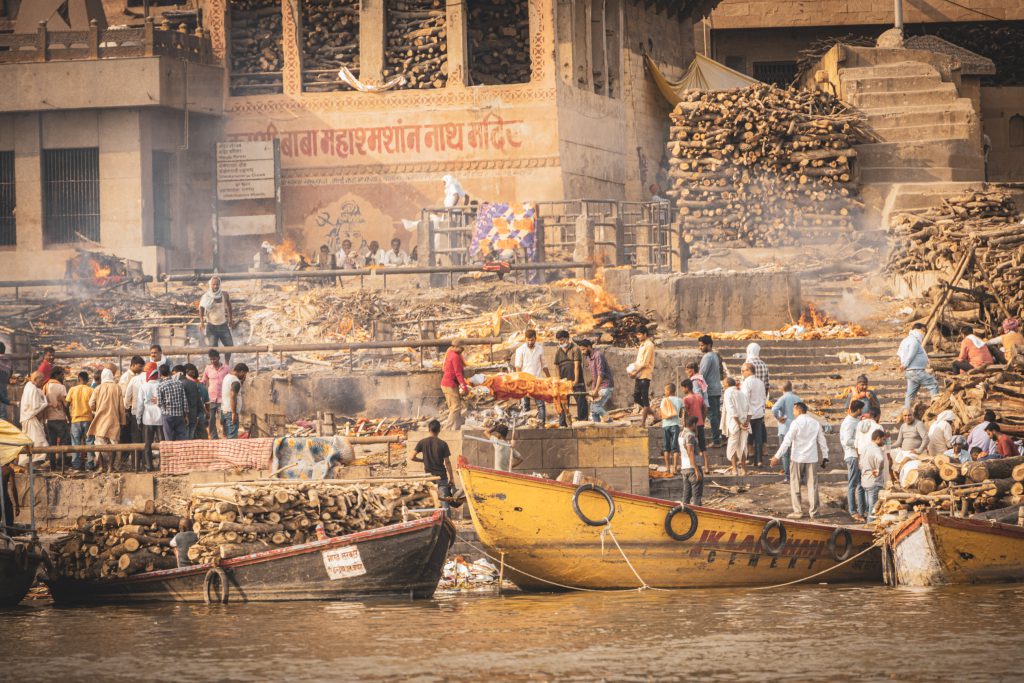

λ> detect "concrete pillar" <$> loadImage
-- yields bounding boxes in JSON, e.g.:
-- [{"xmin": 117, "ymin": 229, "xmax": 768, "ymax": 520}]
[
  {"xmin": 445, "ymin": 0, "xmax": 468, "ymax": 86},
  {"xmin": 572, "ymin": 213, "xmax": 593, "ymax": 264},
  {"xmin": 281, "ymin": 0, "xmax": 302, "ymax": 95},
  {"xmin": 13, "ymin": 113, "xmax": 42, "ymax": 251},
  {"xmin": 360, "ymin": 0, "xmax": 385, "ymax": 85}
]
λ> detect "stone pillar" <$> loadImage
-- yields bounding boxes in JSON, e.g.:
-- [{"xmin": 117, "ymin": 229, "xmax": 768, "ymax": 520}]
[
  {"xmin": 13, "ymin": 113, "xmax": 42, "ymax": 251},
  {"xmin": 360, "ymin": 0, "xmax": 385, "ymax": 85},
  {"xmin": 281, "ymin": 0, "xmax": 302, "ymax": 95},
  {"xmin": 445, "ymin": 0, "xmax": 468, "ymax": 86},
  {"xmin": 572, "ymin": 213, "xmax": 594, "ymax": 265}
]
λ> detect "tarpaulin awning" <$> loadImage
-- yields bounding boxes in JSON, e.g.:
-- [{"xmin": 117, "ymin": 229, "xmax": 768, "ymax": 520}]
[
  {"xmin": 646, "ymin": 53, "xmax": 760, "ymax": 106},
  {"xmin": 0, "ymin": 420, "xmax": 32, "ymax": 467}
]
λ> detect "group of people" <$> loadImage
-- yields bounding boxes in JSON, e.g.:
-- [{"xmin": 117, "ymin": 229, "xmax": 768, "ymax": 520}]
[
  {"xmin": 15, "ymin": 345, "xmax": 249, "ymax": 472},
  {"xmin": 317, "ymin": 237, "xmax": 415, "ymax": 272}
]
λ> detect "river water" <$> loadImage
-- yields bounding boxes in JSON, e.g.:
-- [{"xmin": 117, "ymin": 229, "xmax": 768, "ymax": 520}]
[{"xmin": 4, "ymin": 584, "xmax": 1023, "ymax": 681}]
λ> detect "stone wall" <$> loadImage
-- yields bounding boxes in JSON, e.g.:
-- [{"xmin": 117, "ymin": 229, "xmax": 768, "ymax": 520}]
[
  {"xmin": 707, "ymin": 0, "xmax": 1024, "ymax": 29},
  {"xmin": 982, "ymin": 86, "xmax": 1024, "ymax": 181},
  {"xmin": 406, "ymin": 426, "xmax": 652, "ymax": 495}
]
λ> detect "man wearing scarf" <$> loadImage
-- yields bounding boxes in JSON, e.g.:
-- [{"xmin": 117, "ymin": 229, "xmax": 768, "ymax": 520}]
[
  {"xmin": 19, "ymin": 372, "xmax": 49, "ymax": 454},
  {"xmin": 199, "ymin": 276, "xmax": 235, "ymax": 363},
  {"xmin": 953, "ymin": 325, "xmax": 993, "ymax": 374},
  {"xmin": 986, "ymin": 318, "xmax": 1023, "ymax": 366},
  {"xmin": 89, "ymin": 369, "xmax": 125, "ymax": 471},
  {"xmin": 898, "ymin": 322, "xmax": 939, "ymax": 408}
]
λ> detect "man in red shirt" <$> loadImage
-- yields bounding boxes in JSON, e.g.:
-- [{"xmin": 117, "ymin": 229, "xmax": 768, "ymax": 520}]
[
  {"xmin": 953, "ymin": 326, "xmax": 994, "ymax": 374},
  {"xmin": 680, "ymin": 378, "xmax": 707, "ymax": 460},
  {"xmin": 985, "ymin": 422, "xmax": 1020, "ymax": 458},
  {"xmin": 440, "ymin": 341, "xmax": 469, "ymax": 430},
  {"xmin": 37, "ymin": 346, "xmax": 56, "ymax": 382}
]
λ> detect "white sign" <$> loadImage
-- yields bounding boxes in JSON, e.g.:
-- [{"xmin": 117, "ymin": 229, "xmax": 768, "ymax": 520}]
[
  {"xmin": 216, "ymin": 141, "xmax": 274, "ymax": 162},
  {"xmin": 322, "ymin": 545, "xmax": 367, "ymax": 580},
  {"xmin": 219, "ymin": 215, "xmax": 276, "ymax": 237},
  {"xmin": 216, "ymin": 141, "xmax": 277, "ymax": 200}
]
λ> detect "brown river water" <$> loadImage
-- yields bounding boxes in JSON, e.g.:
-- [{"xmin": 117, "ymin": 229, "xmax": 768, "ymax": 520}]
[{"xmin": 3, "ymin": 584, "xmax": 1023, "ymax": 682}]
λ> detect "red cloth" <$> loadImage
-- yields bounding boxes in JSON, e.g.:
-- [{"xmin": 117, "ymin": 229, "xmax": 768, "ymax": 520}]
[
  {"xmin": 441, "ymin": 349, "xmax": 467, "ymax": 389},
  {"xmin": 996, "ymin": 433, "xmax": 1020, "ymax": 458},
  {"xmin": 957, "ymin": 339, "xmax": 994, "ymax": 369},
  {"xmin": 37, "ymin": 360, "xmax": 53, "ymax": 382},
  {"xmin": 683, "ymin": 393, "xmax": 704, "ymax": 426},
  {"xmin": 159, "ymin": 438, "xmax": 275, "ymax": 474}
]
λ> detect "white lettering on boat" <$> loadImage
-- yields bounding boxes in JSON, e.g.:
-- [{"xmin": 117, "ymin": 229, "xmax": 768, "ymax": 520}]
[{"xmin": 322, "ymin": 545, "xmax": 367, "ymax": 580}]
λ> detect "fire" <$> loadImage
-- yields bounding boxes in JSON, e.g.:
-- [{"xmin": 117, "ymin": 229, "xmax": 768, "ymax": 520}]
[
  {"xmin": 267, "ymin": 239, "xmax": 304, "ymax": 266},
  {"xmin": 91, "ymin": 260, "xmax": 112, "ymax": 283},
  {"xmin": 552, "ymin": 271, "xmax": 625, "ymax": 331},
  {"xmin": 679, "ymin": 302, "xmax": 868, "ymax": 340}
]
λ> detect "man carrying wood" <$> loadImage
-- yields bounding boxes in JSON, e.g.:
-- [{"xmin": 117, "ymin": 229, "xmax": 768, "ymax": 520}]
[
  {"xmin": 771, "ymin": 402, "xmax": 829, "ymax": 520},
  {"xmin": 898, "ymin": 322, "xmax": 939, "ymax": 409},
  {"xmin": 170, "ymin": 518, "xmax": 198, "ymax": 568}
]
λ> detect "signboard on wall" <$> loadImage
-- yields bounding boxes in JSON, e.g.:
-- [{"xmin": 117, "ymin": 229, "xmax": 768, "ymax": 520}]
[
  {"xmin": 218, "ymin": 215, "xmax": 277, "ymax": 237},
  {"xmin": 216, "ymin": 141, "xmax": 277, "ymax": 200}
]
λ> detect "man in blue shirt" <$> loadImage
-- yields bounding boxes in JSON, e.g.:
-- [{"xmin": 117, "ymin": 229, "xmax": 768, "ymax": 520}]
[
  {"xmin": 698, "ymin": 335, "xmax": 724, "ymax": 446},
  {"xmin": 898, "ymin": 323, "xmax": 939, "ymax": 409},
  {"xmin": 771, "ymin": 381, "xmax": 801, "ymax": 484}
]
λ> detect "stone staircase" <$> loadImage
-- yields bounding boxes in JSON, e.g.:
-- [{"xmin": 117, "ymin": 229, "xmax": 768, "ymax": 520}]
[{"xmin": 840, "ymin": 61, "xmax": 984, "ymax": 184}]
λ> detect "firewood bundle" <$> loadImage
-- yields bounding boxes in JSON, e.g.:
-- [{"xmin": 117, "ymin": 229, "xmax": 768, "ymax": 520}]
[
  {"xmin": 793, "ymin": 35, "xmax": 874, "ymax": 83},
  {"xmin": 467, "ymin": 0, "xmax": 530, "ymax": 85},
  {"xmin": 886, "ymin": 190, "xmax": 1024, "ymax": 327},
  {"xmin": 666, "ymin": 84, "xmax": 867, "ymax": 247},
  {"xmin": 228, "ymin": 0, "xmax": 284, "ymax": 95},
  {"xmin": 301, "ymin": 0, "xmax": 360, "ymax": 92},
  {"xmin": 50, "ymin": 502, "xmax": 186, "ymax": 580},
  {"xmin": 187, "ymin": 481, "xmax": 436, "ymax": 564},
  {"xmin": 882, "ymin": 454, "xmax": 1024, "ymax": 517},
  {"xmin": 383, "ymin": 0, "xmax": 448, "ymax": 89},
  {"xmin": 924, "ymin": 371, "xmax": 1024, "ymax": 439}
]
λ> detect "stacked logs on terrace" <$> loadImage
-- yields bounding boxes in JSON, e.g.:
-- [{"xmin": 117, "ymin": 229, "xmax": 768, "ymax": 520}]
[
  {"xmin": 49, "ymin": 501, "xmax": 185, "ymax": 580},
  {"xmin": 923, "ymin": 371, "xmax": 1024, "ymax": 439},
  {"xmin": 467, "ymin": 0, "xmax": 531, "ymax": 85},
  {"xmin": 229, "ymin": 0, "xmax": 284, "ymax": 95},
  {"xmin": 666, "ymin": 84, "xmax": 867, "ymax": 247},
  {"xmin": 886, "ymin": 190, "xmax": 1024, "ymax": 328},
  {"xmin": 383, "ymin": 0, "xmax": 448, "ymax": 89},
  {"xmin": 187, "ymin": 481, "xmax": 436, "ymax": 564},
  {"xmin": 302, "ymin": 0, "xmax": 360, "ymax": 92},
  {"xmin": 882, "ymin": 454, "xmax": 1024, "ymax": 517}
]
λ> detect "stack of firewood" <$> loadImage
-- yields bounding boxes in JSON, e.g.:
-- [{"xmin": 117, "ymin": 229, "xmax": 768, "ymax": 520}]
[
  {"xmin": 924, "ymin": 371, "xmax": 1024, "ymax": 439},
  {"xmin": 886, "ymin": 190, "xmax": 1024, "ymax": 327},
  {"xmin": 468, "ymin": 0, "xmax": 531, "ymax": 85},
  {"xmin": 187, "ymin": 481, "xmax": 436, "ymax": 564},
  {"xmin": 383, "ymin": 0, "xmax": 448, "ymax": 89},
  {"xmin": 883, "ymin": 454, "xmax": 1024, "ymax": 516},
  {"xmin": 50, "ymin": 502, "xmax": 186, "ymax": 580},
  {"xmin": 666, "ymin": 84, "xmax": 867, "ymax": 246},
  {"xmin": 301, "ymin": 0, "xmax": 360, "ymax": 92},
  {"xmin": 228, "ymin": 0, "xmax": 284, "ymax": 95}
]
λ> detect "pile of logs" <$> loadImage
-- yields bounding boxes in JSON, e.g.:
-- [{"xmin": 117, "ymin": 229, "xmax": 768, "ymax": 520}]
[
  {"xmin": 50, "ymin": 502, "xmax": 186, "ymax": 580},
  {"xmin": 886, "ymin": 190, "xmax": 1024, "ymax": 328},
  {"xmin": 187, "ymin": 480, "xmax": 436, "ymax": 564},
  {"xmin": 924, "ymin": 371, "xmax": 1024, "ymax": 439},
  {"xmin": 468, "ymin": 0, "xmax": 531, "ymax": 85},
  {"xmin": 884, "ymin": 455, "xmax": 1024, "ymax": 517},
  {"xmin": 228, "ymin": 0, "xmax": 284, "ymax": 95},
  {"xmin": 794, "ymin": 35, "xmax": 874, "ymax": 83},
  {"xmin": 301, "ymin": 0, "xmax": 359, "ymax": 92},
  {"xmin": 666, "ymin": 84, "xmax": 867, "ymax": 247},
  {"xmin": 383, "ymin": 0, "xmax": 448, "ymax": 89}
]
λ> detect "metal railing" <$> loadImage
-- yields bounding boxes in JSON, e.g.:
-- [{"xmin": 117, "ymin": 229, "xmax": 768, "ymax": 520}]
[{"xmin": 0, "ymin": 18, "xmax": 216, "ymax": 65}]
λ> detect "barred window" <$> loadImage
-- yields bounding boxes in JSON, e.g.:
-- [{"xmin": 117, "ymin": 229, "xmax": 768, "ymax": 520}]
[
  {"xmin": 753, "ymin": 61, "xmax": 798, "ymax": 87},
  {"xmin": 0, "ymin": 151, "xmax": 14, "ymax": 246},
  {"xmin": 42, "ymin": 148, "xmax": 100, "ymax": 244}
]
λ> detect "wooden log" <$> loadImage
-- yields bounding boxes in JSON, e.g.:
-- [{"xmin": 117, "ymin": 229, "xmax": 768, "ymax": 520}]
[
  {"xmin": 128, "ymin": 513, "xmax": 186, "ymax": 529},
  {"xmin": 964, "ymin": 456, "xmax": 1024, "ymax": 483},
  {"xmin": 218, "ymin": 542, "xmax": 270, "ymax": 560},
  {"xmin": 118, "ymin": 550, "xmax": 177, "ymax": 574}
]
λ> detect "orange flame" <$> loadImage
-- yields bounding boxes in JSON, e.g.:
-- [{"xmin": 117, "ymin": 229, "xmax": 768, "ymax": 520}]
[
  {"xmin": 552, "ymin": 275, "xmax": 625, "ymax": 331},
  {"xmin": 91, "ymin": 260, "xmax": 112, "ymax": 281},
  {"xmin": 268, "ymin": 239, "xmax": 303, "ymax": 265}
]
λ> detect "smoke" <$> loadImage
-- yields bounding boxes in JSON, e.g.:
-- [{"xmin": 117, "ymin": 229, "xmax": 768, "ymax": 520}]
[{"xmin": 829, "ymin": 289, "xmax": 879, "ymax": 325}]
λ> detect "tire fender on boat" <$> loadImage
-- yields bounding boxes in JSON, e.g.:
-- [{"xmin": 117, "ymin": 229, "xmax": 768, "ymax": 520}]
[
  {"xmin": 759, "ymin": 519, "xmax": 787, "ymax": 556},
  {"xmin": 664, "ymin": 505, "xmax": 699, "ymax": 541},
  {"xmin": 571, "ymin": 484, "xmax": 615, "ymax": 526},
  {"xmin": 828, "ymin": 527, "xmax": 853, "ymax": 562},
  {"xmin": 204, "ymin": 567, "xmax": 229, "ymax": 604}
]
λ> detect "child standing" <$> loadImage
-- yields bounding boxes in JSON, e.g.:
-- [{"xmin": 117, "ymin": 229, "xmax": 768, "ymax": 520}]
[
  {"xmin": 678, "ymin": 416, "xmax": 704, "ymax": 505},
  {"xmin": 659, "ymin": 383, "xmax": 685, "ymax": 474}
]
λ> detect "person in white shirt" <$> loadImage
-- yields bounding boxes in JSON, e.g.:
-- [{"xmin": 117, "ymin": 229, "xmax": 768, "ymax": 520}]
[
  {"xmin": 771, "ymin": 402, "xmax": 829, "ymax": 519},
  {"xmin": 134, "ymin": 369, "xmax": 162, "ymax": 472},
  {"xmin": 927, "ymin": 410, "xmax": 956, "ymax": 457},
  {"xmin": 720, "ymin": 376, "xmax": 750, "ymax": 476},
  {"xmin": 860, "ymin": 429, "xmax": 889, "ymax": 522},
  {"xmin": 380, "ymin": 237, "xmax": 411, "ymax": 267},
  {"xmin": 513, "ymin": 329, "xmax": 550, "ymax": 425},
  {"xmin": 740, "ymin": 363, "xmax": 767, "ymax": 468},
  {"xmin": 221, "ymin": 363, "xmax": 249, "ymax": 439},
  {"xmin": 119, "ymin": 355, "xmax": 145, "ymax": 448},
  {"xmin": 855, "ymin": 406, "xmax": 883, "ymax": 463},
  {"xmin": 840, "ymin": 400, "xmax": 866, "ymax": 522}
]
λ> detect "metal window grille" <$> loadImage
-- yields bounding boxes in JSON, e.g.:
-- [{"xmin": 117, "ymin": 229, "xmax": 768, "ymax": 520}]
[
  {"xmin": 42, "ymin": 148, "xmax": 100, "ymax": 244},
  {"xmin": 753, "ymin": 61, "xmax": 798, "ymax": 87},
  {"xmin": 0, "ymin": 151, "xmax": 14, "ymax": 246},
  {"xmin": 152, "ymin": 151, "xmax": 172, "ymax": 247}
]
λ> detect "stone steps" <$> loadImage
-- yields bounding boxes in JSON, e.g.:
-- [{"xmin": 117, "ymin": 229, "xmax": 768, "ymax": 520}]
[
  {"xmin": 865, "ymin": 102, "xmax": 976, "ymax": 134},
  {"xmin": 849, "ymin": 83, "xmax": 959, "ymax": 109},
  {"xmin": 857, "ymin": 138, "xmax": 981, "ymax": 170},
  {"xmin": 839, "ymin": 62, "xmax": 941, "ymax": 80},
  {"xmin": 888, "ymin": 181, "xmax": 986, "ymax": 212},
  {"xmin": 859, "ymin": 166, "xmax": 985, "ymax": 183},
  {"xmin": 870, "ymin": 121, "xmax": 977, "ymax": 144}
]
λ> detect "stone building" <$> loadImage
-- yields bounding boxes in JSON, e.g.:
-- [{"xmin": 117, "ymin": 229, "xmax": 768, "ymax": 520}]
[{"xmin": 696, "ymin": 0, "xmax": 1024, "ymax": 180}]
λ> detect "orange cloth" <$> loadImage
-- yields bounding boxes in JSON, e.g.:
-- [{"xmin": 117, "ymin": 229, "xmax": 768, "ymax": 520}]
[
  {"xmin": 957, "ymin": 338, "xmax": 994, "ymax": 369},
  {"xmin": 481, "ymin": 372, "xmax": 573, "ymax": 410}
]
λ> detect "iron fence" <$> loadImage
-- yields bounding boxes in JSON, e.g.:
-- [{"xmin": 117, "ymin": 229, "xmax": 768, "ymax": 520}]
[{"xmin": 42, "ymin": 148, "xmax": 100, "ymax": 245}]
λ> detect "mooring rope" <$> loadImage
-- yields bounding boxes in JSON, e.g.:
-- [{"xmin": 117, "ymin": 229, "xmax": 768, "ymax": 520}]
[{"xmin": 749, "ymin": 539, "xmax": 884, "ymax": 591}]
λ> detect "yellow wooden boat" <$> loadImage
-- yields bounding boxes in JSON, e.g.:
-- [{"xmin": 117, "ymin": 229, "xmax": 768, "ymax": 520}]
[
  {"xmin": 458, "ymin": 464, "xmax": 882, "ymax": 590},
  {"xmin": 885, "ymin": 509, "xmax": 1024, "ymax": 586}
]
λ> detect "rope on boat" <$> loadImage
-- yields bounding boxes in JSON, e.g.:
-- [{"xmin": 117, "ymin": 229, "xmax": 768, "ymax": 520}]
[
  {"xmin": 599, "ymin": 523, "xmax": 670, "ymax": 592},
  {"xmin": 749, "ymin": 539, "xmax": 885, "ymax": 591}
]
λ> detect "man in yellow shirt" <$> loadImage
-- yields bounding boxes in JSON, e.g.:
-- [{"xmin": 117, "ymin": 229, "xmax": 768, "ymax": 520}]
[
  {"xmin": 65, "ymin": 370, "xmax": 95, "ymax": 471},
  {"xmin": 628, "ymin": 326, "xmax": 656, "ymax": 427}
]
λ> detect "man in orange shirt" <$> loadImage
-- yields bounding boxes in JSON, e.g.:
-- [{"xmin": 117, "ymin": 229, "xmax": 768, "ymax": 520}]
[{"xmin": 953, "ymin": 326, "xmax": 994, "ymax": 374}]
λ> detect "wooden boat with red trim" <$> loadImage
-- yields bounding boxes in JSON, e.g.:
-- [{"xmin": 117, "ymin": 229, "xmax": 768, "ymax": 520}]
[
  {"xmin": 45, "ymin": 512, "xmax": 454, "ymax": 604},
  {"xmin": 459, "ymin": 463, "xmax": 882, "ymax": 590},
  {"xmin": 884, "ymin": 509, "xmax": 1024, "ymax": 586}
]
